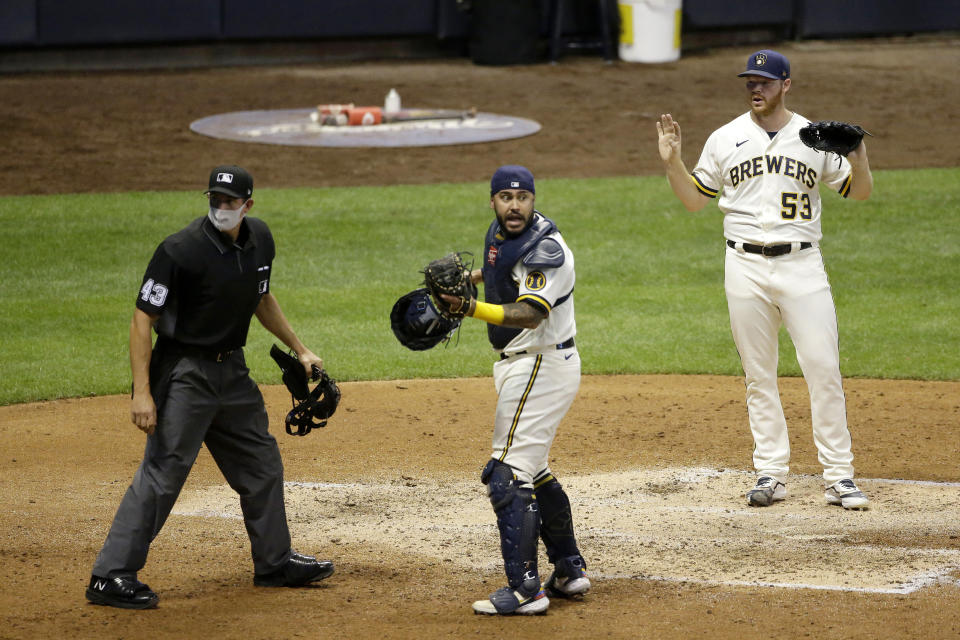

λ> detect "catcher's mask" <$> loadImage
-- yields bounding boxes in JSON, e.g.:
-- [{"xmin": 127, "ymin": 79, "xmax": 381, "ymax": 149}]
[
  {"xmin": 269, "ymin": 344, "xmax": 341, "ymax": 436},
  {"xmin": 390, "ymin": 288, "xmax": 461, "ymax": 351}
]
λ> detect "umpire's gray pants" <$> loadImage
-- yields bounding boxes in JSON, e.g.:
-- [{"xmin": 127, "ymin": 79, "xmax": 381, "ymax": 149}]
[{"xmin": 92, "ymin": 351, "xmax": 292, "ymax": 578}]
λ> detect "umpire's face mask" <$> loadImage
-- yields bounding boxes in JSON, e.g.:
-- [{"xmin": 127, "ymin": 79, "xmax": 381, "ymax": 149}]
[{"xmin": 208, "ymin": 199, "xmax": 248, "ymax": 232}]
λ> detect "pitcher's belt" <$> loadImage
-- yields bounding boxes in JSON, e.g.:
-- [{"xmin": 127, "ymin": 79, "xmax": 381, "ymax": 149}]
[
  {"xmin": 500, "ymin": 337, "xmax": 575, "ymax": 360},
  {"xmin": 727, "ymin": 239, "xmax": 813, "ymax": 257}
]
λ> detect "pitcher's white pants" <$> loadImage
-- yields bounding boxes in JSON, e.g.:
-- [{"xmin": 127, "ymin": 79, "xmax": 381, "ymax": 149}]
[
  {"xmin": 724, "ymin": 246, "xmax": 854, "ymax": 485},
  {"xmin": 492, "ymin": 349, "xmax": 581, "ymax": 484}
]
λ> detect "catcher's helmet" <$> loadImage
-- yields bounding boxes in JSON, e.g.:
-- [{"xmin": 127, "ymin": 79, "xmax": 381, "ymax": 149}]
[
  {"xmin": 283, "ymin": 371, "xmax": 340, "ymax": 436},
  {"xmin": 390, "ymin": 288, "xmax": 460, "ymax": 351},
  {"xmin": 269, "ymin": 344, "xmax": 340, "ymax": 436}
]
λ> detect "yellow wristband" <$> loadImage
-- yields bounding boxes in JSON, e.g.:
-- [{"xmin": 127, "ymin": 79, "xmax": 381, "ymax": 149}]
[{"xmin": 470, "ymin": 301, "xmax": 505, "ymax": 325}]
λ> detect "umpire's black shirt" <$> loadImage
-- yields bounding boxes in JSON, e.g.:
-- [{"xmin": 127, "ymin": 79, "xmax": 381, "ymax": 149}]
[{"xmin": 136, "ymin": 216, "xmax": 275, "ymax": 351}]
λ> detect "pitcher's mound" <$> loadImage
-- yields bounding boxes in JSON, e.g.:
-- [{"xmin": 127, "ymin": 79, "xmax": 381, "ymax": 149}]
[{"xmin": 189, "ymin": 108, "xmax": 541, "ymax": 147}]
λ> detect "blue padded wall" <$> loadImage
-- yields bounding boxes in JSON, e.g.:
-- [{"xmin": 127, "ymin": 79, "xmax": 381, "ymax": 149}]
[
  {"xmin": 0, "ymin": 0, "xmax": 37, "ymax": 46},
  {"xmin": 222, "ymin": 0, "xmax": 436, "ymax": 39},
  {"xmin": 36, "ymin": 0, "xmax": 221, "ymax": 45},
  {"xmin": 799, "ymin": 0, "xmax": 960, "ymax": 37}
]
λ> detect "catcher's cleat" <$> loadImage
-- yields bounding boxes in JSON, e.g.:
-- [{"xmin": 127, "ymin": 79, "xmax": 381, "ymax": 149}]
[
  {"xmin": 825, "ymin": 479, "xmax": 870, "ymax": 510},
  {"xmin": 746, "ymin": 476, "xmax": 786, "ymax": 507},
  {"xmin": 472, "ymin": 586, "xmax": 549, "ymax": 615},
  {"xmin": 544, "ymin": 556, "xmax": 590, "ymax": 598},
  {"xmin": 254, "ymin": 551, "xmax": 334, "ymax": 587},
  {"xmin": 85, "ymin": 574, "xmax": 159, "ymax": 610}
]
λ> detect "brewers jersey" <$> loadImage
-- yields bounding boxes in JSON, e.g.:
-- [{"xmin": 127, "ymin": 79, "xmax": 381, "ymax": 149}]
[
  {"xmin": 692, "ymin": 112, "xmax": 852, "ymax": 244},
  {"xmin": 501, "ymin": 230, "xmax": 576, "ymax": 356}
]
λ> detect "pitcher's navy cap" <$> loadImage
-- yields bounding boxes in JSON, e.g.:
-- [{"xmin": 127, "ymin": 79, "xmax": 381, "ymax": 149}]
[
  {"xmin": 490, "ymin": 165, "xmax": 535, "ymax": 196},
  {"xmin": 206, "ymin": 165, "xmax": 253, "ymax": 199},
  {"xmin": 737, "ymin": 50, "xmax": 790, "ymax": 80}
]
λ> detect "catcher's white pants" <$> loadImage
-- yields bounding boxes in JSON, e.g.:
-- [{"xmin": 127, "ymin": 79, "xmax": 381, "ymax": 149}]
[
  {"xmin": 724, "ymin": 246, "xmax": 855, "ymax": 485},
  {"xmin": 492, "ymin": 349, "xmax": 581, "ymax": 484}
]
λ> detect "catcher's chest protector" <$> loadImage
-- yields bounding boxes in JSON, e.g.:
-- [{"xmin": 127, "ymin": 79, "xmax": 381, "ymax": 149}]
[{"xmin": 483, "ymin": 213, "xmax": 557, "ymax": 350}]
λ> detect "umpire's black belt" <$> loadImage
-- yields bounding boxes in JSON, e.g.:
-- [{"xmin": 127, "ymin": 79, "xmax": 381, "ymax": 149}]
[
  {"xmin": 727, "ymin": 239, "xmax": 813, "ymax": 257},
  {"xmin": 500, "ymin": 337, "xmax": 575, "ymax": 360},
  {"xmin": 157, "ymin": 338, "xmax": 237, "ymax": 363}
]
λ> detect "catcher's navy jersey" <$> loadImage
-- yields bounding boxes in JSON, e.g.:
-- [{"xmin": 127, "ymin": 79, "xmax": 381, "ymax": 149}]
[{"xmin": 136, "ymin": 215, "xmax": 274, "ymax": 351}]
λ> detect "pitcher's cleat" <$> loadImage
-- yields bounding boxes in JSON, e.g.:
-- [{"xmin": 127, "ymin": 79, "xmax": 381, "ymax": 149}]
[
  {"xmin": 746, "ymin": 476, "xmax": 787, "ymax": 507},
  {"xmin": 825, "ymin": 479, "xmax": 869, "ymax": 510}
]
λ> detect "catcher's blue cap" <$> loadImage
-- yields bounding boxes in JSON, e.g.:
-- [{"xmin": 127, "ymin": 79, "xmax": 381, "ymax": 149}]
[
  {"xmin": 491, "ymin": 165, "xmax": 535, "ymax": 196},
  {"xmin": 206, "ymin": 164, "xmax": 253, "ymax": 199},
  {"xmin": 738, "ymin": 49, "xmax": 790, "ymax": 80}
]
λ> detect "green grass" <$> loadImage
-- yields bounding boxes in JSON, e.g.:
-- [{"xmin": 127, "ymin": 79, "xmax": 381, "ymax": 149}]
[{"xmin": 1, "ymin": 169, "xmax": 957, "ymax": 405}]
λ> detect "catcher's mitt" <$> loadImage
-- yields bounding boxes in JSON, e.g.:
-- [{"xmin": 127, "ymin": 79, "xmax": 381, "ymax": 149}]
[
  {"xmin": 390, "ymin": 288, "xmax": 460, "ymax": 351},
  {"xmin": 422, "ymin": 252, "xmax": 477, "ymax": 319},
  {"xmin": 799, "ymin": 120, "xmax": 872, "ymax": 158},
  {"xmin": 269, "ymin": 344, "xmax": 340, "ymax": 436}
]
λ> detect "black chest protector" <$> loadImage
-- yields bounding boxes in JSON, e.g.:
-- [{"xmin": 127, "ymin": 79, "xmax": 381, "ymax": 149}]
[{"xmin": 482, "ymin": 212, "xmax": 557, "ymax": 350}]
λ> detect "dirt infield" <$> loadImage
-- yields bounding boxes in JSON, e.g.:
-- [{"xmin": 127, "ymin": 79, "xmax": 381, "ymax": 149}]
[
  {"xmin": 1, "ymin": 38, "xmax": 959, "ymax": 639},
  {"xmin": 2, "ymin": 377, "xmax": 959, "ymax": 639}
]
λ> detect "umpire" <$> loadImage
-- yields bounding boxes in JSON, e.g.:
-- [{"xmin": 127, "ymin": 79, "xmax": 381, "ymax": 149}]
[{"xmin": 85, "ymin": 165, "xmax": 334, "ymax": 609}]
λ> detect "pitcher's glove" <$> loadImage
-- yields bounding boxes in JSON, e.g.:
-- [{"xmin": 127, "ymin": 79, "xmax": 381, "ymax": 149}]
[
  {"xmin": 270, "ymin": 344, "xmax": 341, "ymax": 436},
  {"xmin": 799, "ymin": 120, "xmax": 872, "ymax": 158},
  {"xmin": 422, "ymin": 252, "xmax": 477, "ymax": 319}
]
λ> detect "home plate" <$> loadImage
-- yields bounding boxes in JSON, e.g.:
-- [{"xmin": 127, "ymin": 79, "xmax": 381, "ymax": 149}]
[{"xmin": 173, "ymin": 467, "xmax": 960, "ymax": 594}]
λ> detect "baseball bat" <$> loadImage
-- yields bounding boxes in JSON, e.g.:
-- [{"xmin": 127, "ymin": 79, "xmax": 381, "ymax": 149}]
[
  {"xmin": 314, "ymin": 107, "xmax": 477, "ymax": 127},
  {"xmin": 383, "ymin": 107, "xmax": 477, "ymax": 123}
]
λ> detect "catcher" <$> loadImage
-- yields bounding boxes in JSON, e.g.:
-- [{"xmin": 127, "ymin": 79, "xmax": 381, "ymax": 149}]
[
  {"xmin": 656, "ymin": 49, "xmax": 874, "ymax": 511},
  {"xmin": 424, "ymin": 166, "xmax": 589, "ymax": 616}
]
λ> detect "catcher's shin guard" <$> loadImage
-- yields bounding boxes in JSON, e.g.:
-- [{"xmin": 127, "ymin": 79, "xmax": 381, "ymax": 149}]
[
  {"xmin": 534, "ymin": 473, "xmax": 582, "ymax": 563},
  {"xmin": 481, "ymin": 460, "xmax": 541, "ymax": 594}
]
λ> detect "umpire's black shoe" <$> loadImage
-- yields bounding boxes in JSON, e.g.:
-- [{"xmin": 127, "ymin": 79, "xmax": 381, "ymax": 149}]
[
  {"xmin": 85, "ymin": 574, "xmax": 159, "ymax": 609},
  {"xmin": 253, "ymin": 551, "xmax": 335, "ymax": 587}
]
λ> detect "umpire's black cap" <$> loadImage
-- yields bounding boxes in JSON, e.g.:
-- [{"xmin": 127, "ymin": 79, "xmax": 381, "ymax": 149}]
[{"xmin": 206, "ymin": 165, "xmax": 253, "ymax": 199}]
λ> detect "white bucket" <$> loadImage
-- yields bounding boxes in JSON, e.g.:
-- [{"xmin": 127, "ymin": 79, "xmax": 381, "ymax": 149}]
[{"xmin": 618, "ymin": 0, "xmax": 682, "ymax": 63}]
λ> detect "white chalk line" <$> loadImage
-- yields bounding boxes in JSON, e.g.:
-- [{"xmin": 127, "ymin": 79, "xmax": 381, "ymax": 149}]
[
  {"xmin": 860, "ymin": 477, "xmax": 960, "ymax": 487},
  {"xmin": 281, "ymin": 475, "xmax": 960, "ymax": 489},
  {"xmin": 593, "ymin": 569, "xmax": 960, "ymax": 595}
]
